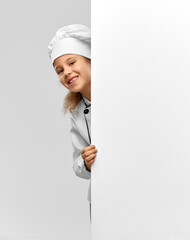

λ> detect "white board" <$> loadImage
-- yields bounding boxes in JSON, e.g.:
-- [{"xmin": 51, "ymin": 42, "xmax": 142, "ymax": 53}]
[{"xmin": 91, "ymin": 0, "xmax": 190, "ymax": 239}]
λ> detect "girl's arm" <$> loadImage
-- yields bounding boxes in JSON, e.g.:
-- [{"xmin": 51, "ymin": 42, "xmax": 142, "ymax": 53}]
[{"xmin": 69, "ymin": 114, "xmax": 91, "ymax": 180}]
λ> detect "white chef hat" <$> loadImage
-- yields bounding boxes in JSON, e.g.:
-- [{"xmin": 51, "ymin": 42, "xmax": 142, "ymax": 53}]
[{"xmin": 48, "ymin": 24, "xmax": 91, "ymax": 64}]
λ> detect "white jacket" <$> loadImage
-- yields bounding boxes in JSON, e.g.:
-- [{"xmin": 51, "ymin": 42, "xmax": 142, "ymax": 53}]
[{"xmin": 69, "ymin": 96, "xmax": 91, "ymax": 203}]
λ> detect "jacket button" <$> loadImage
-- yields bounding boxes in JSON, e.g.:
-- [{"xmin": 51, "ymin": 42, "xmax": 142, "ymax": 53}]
[{"xmin": 84, "ymin": 109, "xmax": 89, "ymax": 114}]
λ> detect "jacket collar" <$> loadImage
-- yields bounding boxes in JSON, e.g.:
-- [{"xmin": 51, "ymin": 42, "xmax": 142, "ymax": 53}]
[{"xmin": 82, "ymin": 95, "xmax": 91, "ymax": 105}]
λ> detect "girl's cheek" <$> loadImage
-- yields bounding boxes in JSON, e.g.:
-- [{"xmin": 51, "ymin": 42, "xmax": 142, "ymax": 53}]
[{"xmin": 60, "ymin": 77, "xmax": 65, "ymax": 84}]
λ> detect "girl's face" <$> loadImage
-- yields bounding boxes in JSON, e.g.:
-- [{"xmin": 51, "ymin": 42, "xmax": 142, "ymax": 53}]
[{"xmin": 53, "ymin": 54, "xmax": 91, "ymax": 93}]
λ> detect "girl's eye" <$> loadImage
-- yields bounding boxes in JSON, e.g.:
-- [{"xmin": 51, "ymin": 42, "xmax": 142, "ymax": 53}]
[{"xmin": 57, "ymin": 62, "xmax": 75, "ymax": 74}]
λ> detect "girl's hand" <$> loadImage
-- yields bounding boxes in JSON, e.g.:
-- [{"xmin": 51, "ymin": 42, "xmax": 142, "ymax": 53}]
[{"xmin": 81, "ymin": 145, "xmax": 98, "ymax": 172}]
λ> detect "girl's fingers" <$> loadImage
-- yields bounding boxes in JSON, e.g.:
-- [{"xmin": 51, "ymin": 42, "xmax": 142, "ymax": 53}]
[
  {"xmin": 85, "ymin": 153, "xmax": 97, "ymax": 162},
  {"xmin": 86, "ymin": 159, "xmax": 95, "ymax": 167},
  {"xmin": 81, "ymin": 145, "xmax": 96, "ymax": 154},
  {"xmin": 82, "ymin": 149, "xmax": 97, "ymax": 159},
  {"xmin": 81, "ymin": 145, "xmax": 98, "ymax": 163},
  {"xmin": 89, "ymin": 144, "xmax": 96, "ymax": 149}
]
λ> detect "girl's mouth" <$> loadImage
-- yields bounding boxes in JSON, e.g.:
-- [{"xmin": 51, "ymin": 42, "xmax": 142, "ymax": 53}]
[{"xmin": 68, "ymin": 76, "xmax": 78, "ymax": 86}]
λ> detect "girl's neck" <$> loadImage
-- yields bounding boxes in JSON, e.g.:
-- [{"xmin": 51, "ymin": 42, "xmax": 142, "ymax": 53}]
[
  {"xmin": 83, "ymin": 95, "xmax": 91, "ymax": 102},
  {"xmin": 80, "ymin": 87, "xmax": 91, "ymax": 102}
]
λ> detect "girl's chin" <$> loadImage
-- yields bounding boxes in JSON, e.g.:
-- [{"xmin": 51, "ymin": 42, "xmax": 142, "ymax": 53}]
[{"xmin": 69, "ymin": 87, "xmax": 81, "ymax": 92}]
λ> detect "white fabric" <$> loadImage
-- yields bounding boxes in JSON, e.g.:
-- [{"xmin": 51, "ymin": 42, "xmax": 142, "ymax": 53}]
[
  {"xmin": 48, "ymin": 24, "xmax": 91, "ymax": 64},
  {"xmin": 69, "ymin": 96, "xmax": 91, "ymax": 203}
]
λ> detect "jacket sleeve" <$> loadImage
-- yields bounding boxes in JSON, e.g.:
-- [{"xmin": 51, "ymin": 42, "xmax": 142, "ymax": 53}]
[{"xmin": 69, "ymin": 113, "xmax": 91, "ymax": 180}]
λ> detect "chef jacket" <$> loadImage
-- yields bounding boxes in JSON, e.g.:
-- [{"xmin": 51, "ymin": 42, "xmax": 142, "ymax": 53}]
[{"xmin": 69, "ymin": 95, "xmax": 91, "ymax": 203}]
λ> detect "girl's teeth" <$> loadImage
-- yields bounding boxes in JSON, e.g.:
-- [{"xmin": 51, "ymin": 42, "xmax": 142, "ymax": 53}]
[{"xmin": 69, "ymin": 77, "xmax": 78, "ymax": 83}]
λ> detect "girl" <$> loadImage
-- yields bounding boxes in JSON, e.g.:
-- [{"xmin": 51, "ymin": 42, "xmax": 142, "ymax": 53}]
[{"xmin": 48, "ymin": 24, "xmax": 97, "ymax": 222}]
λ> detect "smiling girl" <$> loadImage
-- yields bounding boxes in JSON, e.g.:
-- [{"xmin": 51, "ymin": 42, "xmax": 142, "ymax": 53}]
[{"xmin": 48, "ymin": 24, "xmax": 97, "ymax": 222}]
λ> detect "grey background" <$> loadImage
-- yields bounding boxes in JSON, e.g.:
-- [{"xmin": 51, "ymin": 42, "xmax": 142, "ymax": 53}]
[{"xmin": 0, "ymin": 0, "xmax": 91, "ymax": 239}]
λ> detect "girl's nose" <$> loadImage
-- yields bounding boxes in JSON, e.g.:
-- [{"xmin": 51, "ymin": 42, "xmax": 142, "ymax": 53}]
[{"xmin": 64, "ymin": 68, "xmax": 72, "ymax": 78}]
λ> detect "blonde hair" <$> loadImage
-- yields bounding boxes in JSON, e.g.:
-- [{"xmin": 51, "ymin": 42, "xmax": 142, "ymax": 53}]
[{"xmin": 63, "ymin": 91, "xmax": 82, "ymax": 115}]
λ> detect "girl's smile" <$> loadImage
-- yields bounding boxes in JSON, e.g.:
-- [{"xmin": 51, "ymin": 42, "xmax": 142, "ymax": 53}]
[{"xmin": 68, "ymin": 76, "xmax": 79, "ymax": 85}]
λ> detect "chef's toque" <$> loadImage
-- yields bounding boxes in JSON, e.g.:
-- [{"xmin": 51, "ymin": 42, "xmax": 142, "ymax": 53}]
[{"xmin": 48, "ymin": 24, "xmax": 91, "ymax": 64}]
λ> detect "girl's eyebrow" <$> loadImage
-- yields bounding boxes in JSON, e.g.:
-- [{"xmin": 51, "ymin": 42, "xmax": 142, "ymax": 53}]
[{"xmin": 54, "ymin": 57, "xmax": 75, "ymax": 70}]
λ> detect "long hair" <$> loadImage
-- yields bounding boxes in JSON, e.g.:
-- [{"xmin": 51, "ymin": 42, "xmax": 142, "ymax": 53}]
[{"xmin": 63, "ymin": 91, "xmax": 82, "ymax": 115}]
